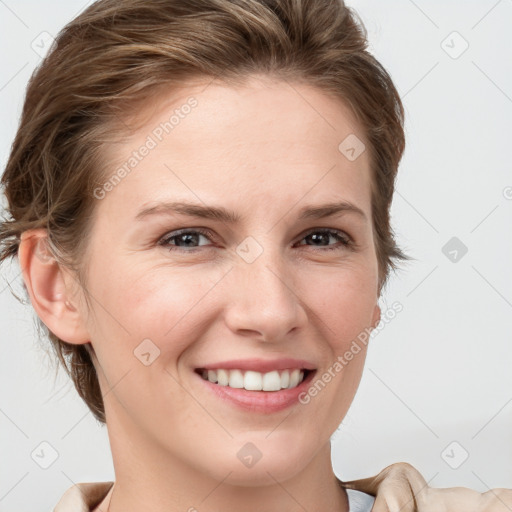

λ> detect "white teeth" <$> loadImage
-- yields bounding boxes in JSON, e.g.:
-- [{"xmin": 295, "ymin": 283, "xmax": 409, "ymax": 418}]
[
  {"xmin": 289, "ymin": 369, "xmax": 300, "ymax": 388},
  {"xmin": 217, "ymin": 369, "xmax": 229, "ymax": 386},
  {"xmin": 262, "ymin": 370, "xmax": 281, "ymax": 391},
  {"xmin": 244, "ymin": 371, "xmax": 262, "ymax": 390},
  {"xmin": 228, "ymin": 369, "xmax": 244, "ymax": 388},
  {"xmin": 199, "ymin": 368, "xmax": 307, "ymax": 391},
  {"xmin": 280, "ymin": 370, "xmax": 290, "ymax": 389}
]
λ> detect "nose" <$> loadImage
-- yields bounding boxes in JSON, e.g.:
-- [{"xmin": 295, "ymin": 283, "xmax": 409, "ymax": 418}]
[{"xmin": 223, "ymin": 246, "xmax": 308, "ymax": 343}]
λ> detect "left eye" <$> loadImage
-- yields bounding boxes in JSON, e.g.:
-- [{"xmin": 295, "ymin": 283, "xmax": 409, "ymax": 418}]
[
  {"xmin": 295, "ymin": 229, "xmax": 353, "ymax": 251},
  {"xmin": 158, "ymin": 228, "xmax": 353, "ymax": 252}
]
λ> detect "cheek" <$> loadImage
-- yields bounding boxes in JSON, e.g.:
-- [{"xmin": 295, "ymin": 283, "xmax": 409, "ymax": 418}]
[
  {"xmin": 83, "ymin": 262, "xmax": 219, "ymax": 420},
  {"xmin": 86, "ymin": 259, "xmax": 222, "ymax": 361},
  {"xmin": 297, "ymin": 263, "xmax": 378, "ymax": 348}
]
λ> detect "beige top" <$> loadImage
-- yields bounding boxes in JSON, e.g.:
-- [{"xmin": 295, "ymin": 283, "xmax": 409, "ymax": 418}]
[
  {"xmin": 52, "ymin": 481, "xmax": 375, "ymax": 512},
  {"xmin": 53, "ymin": 482, "xmax": 114, "ymax": 512},
  {"xmin": 52, "ymin": 476, "xmax": 512, "ymax": 511}
]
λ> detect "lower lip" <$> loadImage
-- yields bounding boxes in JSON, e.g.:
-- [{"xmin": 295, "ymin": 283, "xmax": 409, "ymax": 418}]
[{"xmin": 196, "ymin": 371, "xmax": 316, "ymax": 413}]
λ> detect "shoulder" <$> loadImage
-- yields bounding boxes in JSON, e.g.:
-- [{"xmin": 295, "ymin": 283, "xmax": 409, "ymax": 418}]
[
  {"xmin": 424, "ymin": 486, "xmax": 512, "ymax": 511},
  {"xmin": 53, "ymin": 481, "xmax": 114, "ymax": 512}
]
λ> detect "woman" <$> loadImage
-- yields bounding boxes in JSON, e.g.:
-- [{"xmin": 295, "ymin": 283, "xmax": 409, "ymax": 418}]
[{"xmin": 0, "ymin": 0, "xmax": 508, "ymax": 510}]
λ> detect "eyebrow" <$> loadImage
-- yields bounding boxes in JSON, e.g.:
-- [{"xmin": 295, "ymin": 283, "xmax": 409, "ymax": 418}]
[{"xmin": 135, "ymin": 200, "xmax": 368, "ymax": 223}]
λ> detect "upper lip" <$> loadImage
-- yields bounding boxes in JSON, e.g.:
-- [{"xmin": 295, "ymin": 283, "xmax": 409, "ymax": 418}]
[{"xmin": 196, "ymin": 358, "xmax": 316, "ymax": 373}]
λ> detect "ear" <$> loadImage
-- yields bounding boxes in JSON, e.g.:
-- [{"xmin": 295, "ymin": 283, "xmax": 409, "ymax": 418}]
[
  {"xmin": 18, "ymin": 229, "xmax": 90, "ymax": 344},
  {"xmin": 371, "ymin": 302, "xmax": 381, "ymax": 329}
]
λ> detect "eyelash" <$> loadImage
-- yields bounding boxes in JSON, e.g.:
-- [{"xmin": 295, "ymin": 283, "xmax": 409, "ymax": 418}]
[{"xmin": 157, "ymin": 227, "xmax": 355, "ymax": 253}]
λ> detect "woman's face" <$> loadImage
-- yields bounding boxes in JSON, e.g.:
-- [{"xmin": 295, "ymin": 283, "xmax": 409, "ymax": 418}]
[{"xmin": 76, "ymin": 75, "xmax": 380, "ymax": 484}]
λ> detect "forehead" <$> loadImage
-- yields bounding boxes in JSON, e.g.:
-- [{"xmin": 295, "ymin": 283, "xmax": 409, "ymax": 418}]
[{"xmin": 98, "ymin": 75, "xmax": 372, "ymax": 221}]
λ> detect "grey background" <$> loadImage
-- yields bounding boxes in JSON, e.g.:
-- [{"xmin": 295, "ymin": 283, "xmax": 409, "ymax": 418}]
[{"xmin": 0, "ymin": 1, "xmax": 511, "ymax": 510}]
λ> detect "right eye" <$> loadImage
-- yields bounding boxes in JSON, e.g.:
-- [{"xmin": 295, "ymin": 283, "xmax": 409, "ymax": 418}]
[{"xmin": 158, "ymin": 228, "xmax": 215, "ymax": 252}]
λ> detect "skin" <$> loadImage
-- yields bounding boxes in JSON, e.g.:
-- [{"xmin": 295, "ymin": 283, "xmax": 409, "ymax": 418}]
[{"xmin": 19, "ymin": 75, "xmax": 382, "ymax": 512}]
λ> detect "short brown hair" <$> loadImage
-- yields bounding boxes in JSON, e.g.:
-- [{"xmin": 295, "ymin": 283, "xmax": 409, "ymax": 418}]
[{"xmin": 0, "ymin": 0, "xmax": 411, "ymax": 423}]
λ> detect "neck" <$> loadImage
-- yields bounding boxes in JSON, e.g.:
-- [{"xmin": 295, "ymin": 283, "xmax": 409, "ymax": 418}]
[{"xmin": 103, "ymin": 409, "xmax": 349, "ymax": 512}]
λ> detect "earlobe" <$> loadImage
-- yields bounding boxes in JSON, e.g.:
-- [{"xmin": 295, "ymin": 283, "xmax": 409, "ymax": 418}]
[{"xmin": 18, "ymin": 229, "xmax": 90, "ymax": 345}]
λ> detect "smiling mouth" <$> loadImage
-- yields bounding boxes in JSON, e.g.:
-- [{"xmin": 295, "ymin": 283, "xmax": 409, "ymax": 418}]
[{"xmin": 195, "ymin": 368, "xmax": 313, "ymax": 392}]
